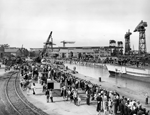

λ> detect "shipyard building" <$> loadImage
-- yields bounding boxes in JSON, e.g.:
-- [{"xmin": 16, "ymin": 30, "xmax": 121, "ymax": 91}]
[{"xmin": 30, "ymin": 46, "xmax": 123, "ymax": 59}]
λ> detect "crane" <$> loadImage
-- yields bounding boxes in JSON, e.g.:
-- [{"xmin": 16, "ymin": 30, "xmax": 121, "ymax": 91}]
[
  {"xmin": 134, "ymin": 20, "xmax": 147, "ymax": 55},
  {"xmin": 125, "ymin": 29, "xmax": 132, "ymax": 55},
  {"xmin": 42, "ymin": 31, "xmax": 56, "ymax": 57},
  {"xmin": 60, "ymin": 41, "xmax": 75, "ymax": 47}
]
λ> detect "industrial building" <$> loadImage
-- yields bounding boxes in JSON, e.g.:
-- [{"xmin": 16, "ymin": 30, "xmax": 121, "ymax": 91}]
[
  {"xmin": 0, "ymin": 45, "xmax": 29, "ymax": 59},
  {"xmin": 30, "ymin": 45, "xmax": 123, "ymax": 59}
]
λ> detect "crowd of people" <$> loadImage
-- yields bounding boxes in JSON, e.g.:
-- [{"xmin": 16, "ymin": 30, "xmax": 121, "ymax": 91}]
[
  {"xmin": 62, "ymin": 55, "xmax": 150, "ymax": 68},
  {"xmin": 17, "ymin": 61, "xmax": 149, "ymax": 115}
]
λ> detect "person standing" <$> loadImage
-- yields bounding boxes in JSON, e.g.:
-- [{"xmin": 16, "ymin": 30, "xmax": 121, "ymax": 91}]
[
  {"xmin": 38, "ymin": 71, "xmax": 42, "ymax": 84},
  {"xmin": 50, "ymin": 89, "xmax": 53, "ymax": 102},
  {"xmin": 60, "ymin": 86, "xmax": 63, "ymax": 97},
  {"xmin": 33, "ymin": 68, "xmax": 39, "ymax": 81},
  {"xmin": 77, "ymin": 95, "xmax": 81, "ymax": 106},
  {"xmin": 70, "ymin": 89, "xmax": 74, "ymax": 102},
  {"xmin": 32, "ymin": 83, "xmax": 36, "ymax": 95},
  {"xmin": 73, "ymin": 89, "xmax": 78, "ymax": 105},
  {"xmin": 43, "ymin": 82, "xmax": 47, "ymax": 92},
  {"xmin": 45, "ymin": 89, "xmax": 50, "ymax": 103},
  {"xmin": 113, "ymin": 96, "xmax": 118, "ymax": 115},
  {"xmin": 20, "ymin": 65, "xmax": 24, "ymax": 76},
  {"xmin": 27, "ymin": 81, "xmax": 31, "ymax": 95},
  {"xmin": 66, "ymin": 88, "xmax": 71, "ymax": 101},
  {"xmin": 103, "ymin": 93, "xmax": 108, "ymax": 113},
  {"xmin": 62, "ymin": 86, "xmax": 67, "ymax": 100},
  {"xmin": 86, "ymin": 89, "xmax": 90, "ymax": 105},
  {"xmin": 145, "ymin": 93, "xmax": 149, "ymax": 105},
  {"xmin": 96, "ymin": 93, "xmax": 102, "ymax": 115},
  {"xmin": 27, "ymin": 85, "xmax": 30, "ymax": 95}
]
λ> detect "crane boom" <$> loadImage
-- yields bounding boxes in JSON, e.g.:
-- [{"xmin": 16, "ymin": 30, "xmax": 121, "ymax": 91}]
[
  {"xmin": 134, "ymin": 20, "xmax": 147, "ymax": 32},
  {"xmin": 45, "ymin": 31, "xmax": 52, "ymax": 45},
  {"xmin": 60, "ymin": 40, "xmax": 75, "ymax": 47},
  {"xmin": 42, "ymin": 31, "xmax": 56, "ymax": 57}
]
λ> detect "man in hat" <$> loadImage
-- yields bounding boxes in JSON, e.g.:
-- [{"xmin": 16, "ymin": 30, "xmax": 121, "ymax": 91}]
[{"xmin": 96, "ymin": 93, "xmax": 102, "ymax": 115}]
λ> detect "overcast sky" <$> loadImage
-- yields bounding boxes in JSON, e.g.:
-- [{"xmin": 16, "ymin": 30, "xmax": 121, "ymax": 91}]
[{"xmin": 0, "ymin": 0, "xmax": 150, "ymax": 51}]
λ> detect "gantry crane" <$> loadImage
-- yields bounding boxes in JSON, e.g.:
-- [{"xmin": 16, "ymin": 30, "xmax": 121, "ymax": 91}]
[
  {"xmin": 42, "ymin": 31, "xmax": 56, "ymax": 57},
  {"xmin": 60, "ymin": 41, "xmax": 75, "ymax": 47},
  {"xmin": 134, "ymin": 20, "xmax": 147, "ymax": 55}
]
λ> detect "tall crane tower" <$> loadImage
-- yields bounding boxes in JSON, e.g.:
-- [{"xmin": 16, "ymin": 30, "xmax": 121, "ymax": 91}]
[
  {"xmin": 125, "ymin": 29, "xmax": 132, "ymax": 55},
  {"xmin": 60, "ymin": 41, "xmax": 75, "ymax": 47},
  {"xmin": 134, "ymin": 20, "xmax": 147, "ymax": 55},
  {"xmin": 42, "ymin": 31, "xmax": 56, "ymax": 57}
]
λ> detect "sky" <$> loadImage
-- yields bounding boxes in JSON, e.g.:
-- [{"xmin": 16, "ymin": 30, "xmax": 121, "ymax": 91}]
[{"xmin": 0, "ymin": 0, "xmax": 150, "ymax": 52}]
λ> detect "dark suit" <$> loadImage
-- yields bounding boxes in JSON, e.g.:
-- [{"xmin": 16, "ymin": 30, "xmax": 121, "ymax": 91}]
[{"xmin": 96, "ymin": 95, "xmax": 102, "ymax": 112}]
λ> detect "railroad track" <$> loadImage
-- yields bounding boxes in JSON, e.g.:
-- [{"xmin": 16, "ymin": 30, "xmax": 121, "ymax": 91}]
[{"xmin": 5, "ymin": 71, "xmax": 48, "ymax": 115}]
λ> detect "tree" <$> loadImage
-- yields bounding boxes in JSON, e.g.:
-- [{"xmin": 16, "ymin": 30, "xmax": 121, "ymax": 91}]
[
  {"xmin": 1, "ymin": 44, "xmax": 9, "ymax": 48},
  {"xmin": 29, "ymin": 51, "xmax": 36, "ymax": 57},
  {"xmin": 16, "ymin": 48, "xmax": 29, "ymax": 57},
  {"xmin": 34, "ymin": 56, "xmax": 41, "ymax": 63},
  {"xmin": 15, "ymin": 56, "xmax": 24, "ymax": 64}
]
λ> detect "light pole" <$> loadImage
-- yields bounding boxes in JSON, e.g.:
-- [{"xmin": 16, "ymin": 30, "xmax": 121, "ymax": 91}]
[
  {"xmin": 102, "ymin": 60, "xmax": 103, "ymax": 77},
  {"xmin": 115, "ymin": 69, "xmax": 118, "ymax": 85},
  {"xmin": 125, "ymin": 67, "xmax": 127, "ymax": 88}
]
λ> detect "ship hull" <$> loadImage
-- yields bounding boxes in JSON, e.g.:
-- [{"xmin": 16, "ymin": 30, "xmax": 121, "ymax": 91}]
[
  {"xmin": 106, "ymin": 64, "xmax": 150, "ymax": 83},
  {"xmin": 108, "ymin": 70, "xmax": 120, "ymax": 76},
  {"xmin": 121, "ymin": 73, "xmax": 150, "ymax": 83},
  {"xmin": 109, "ymin": 71, "xmax": 150, "ymax": 83}
]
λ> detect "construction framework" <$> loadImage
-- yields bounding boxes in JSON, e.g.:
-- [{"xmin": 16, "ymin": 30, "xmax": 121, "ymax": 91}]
[
  {"xmin": 125, "ymin": 29, "xmax": 132, "ymax": 55},
  {"xmin": 134, "ymin": 20, "xmax": 147, "ymax": 55},
  {"xmin": 42, "ymin": 31, "xmax": 56, "ymax": 57}
]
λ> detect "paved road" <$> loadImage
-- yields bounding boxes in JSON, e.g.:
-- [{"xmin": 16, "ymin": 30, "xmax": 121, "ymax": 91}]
[{"xmin": 23, "ymin": 83, "xmax": 102, "ymax": 115}]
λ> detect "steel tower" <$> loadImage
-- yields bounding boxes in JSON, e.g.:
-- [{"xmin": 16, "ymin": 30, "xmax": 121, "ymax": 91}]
[
  {"xmin": 134, "ymin": 20, "xmax": 147, "ymax": 55},
  {"xmin": 125, "ymin": 29, "xmax": 132, "ymax": 55}
]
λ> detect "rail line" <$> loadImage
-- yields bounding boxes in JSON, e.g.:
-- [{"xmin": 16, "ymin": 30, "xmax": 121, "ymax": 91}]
[{"xmin": 5, "ymin": 71, "xmax": 48, "ymax": 115}]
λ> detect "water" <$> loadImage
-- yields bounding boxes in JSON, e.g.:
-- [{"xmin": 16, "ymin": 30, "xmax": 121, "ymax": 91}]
[{"xmin": 65, "ymin": 63, "xmax": 150, "ymax": 96}]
